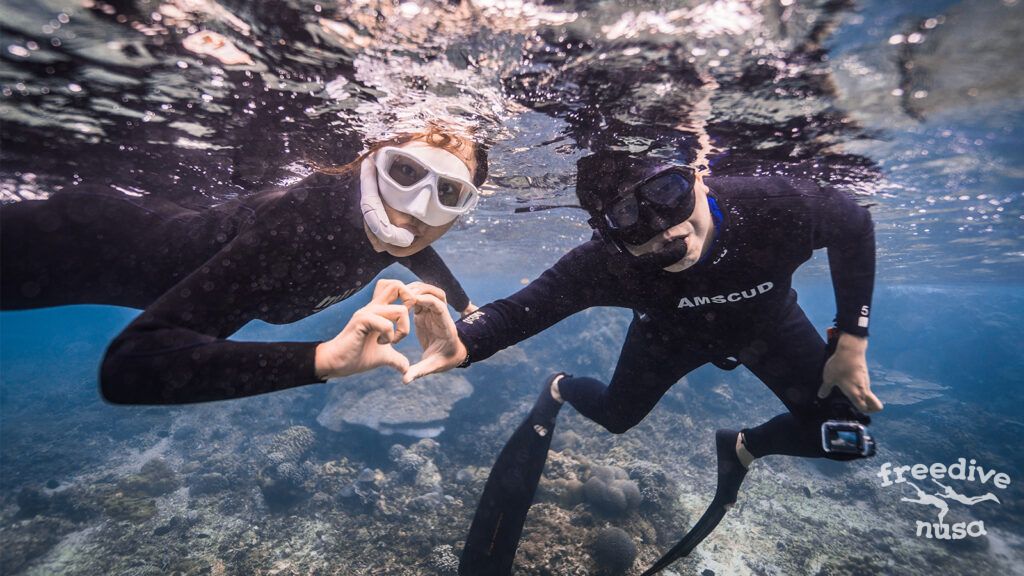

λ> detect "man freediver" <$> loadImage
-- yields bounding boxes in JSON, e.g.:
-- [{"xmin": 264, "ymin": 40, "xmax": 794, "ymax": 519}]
[{"xmin": 403, "ymin": 150, "xmax": 884, "ymax": 575}]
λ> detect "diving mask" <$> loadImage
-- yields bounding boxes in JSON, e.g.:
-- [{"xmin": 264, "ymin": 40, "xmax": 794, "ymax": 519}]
[{"xmin": 373, "ymin": 143, "xmax": 480, "ymax": 227}]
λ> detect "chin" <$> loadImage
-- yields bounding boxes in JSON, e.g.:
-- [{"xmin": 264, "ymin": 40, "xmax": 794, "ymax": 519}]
[
  {"xmin": 385, "ymin": 243, "xmax": 423, "ymax": 257},
  {"xmin": 662, "ymin": 258, "xmax": 696, "ymax": 273}
]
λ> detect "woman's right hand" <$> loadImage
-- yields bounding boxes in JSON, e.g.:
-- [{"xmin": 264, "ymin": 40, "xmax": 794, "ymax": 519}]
[
  {"xmin": 314, "ymin": 280, "xmax": 415, "ymax": 380},
  {"xmin": 402, "ymin": 282, "xmax": 467, "ymax": 383}
]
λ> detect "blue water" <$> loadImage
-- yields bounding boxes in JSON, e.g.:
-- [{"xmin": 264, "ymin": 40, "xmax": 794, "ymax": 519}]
[{"xmin": 2, "ymin": 0, "xmax": 1024, "ymax": 574}]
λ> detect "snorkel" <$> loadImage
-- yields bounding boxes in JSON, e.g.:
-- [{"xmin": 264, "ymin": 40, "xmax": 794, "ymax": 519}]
[{"xmin": 360, "ymin": 155, "xmax": 416, "ymax": 248}]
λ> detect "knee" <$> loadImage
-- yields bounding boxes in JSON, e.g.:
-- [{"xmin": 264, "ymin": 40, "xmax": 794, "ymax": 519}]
[{"xmin": 601, "ymin": 415, "xmax": 641, "ymax": 435}]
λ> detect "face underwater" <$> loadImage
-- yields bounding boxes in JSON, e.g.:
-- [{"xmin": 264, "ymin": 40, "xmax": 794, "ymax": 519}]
[
  {"xmin": 622, "ymin": 175, "xmax": 715, "ymax": 272},
  {"xmin": 368, "ymin": 140, "xmax": 479, "ymax": 257}
]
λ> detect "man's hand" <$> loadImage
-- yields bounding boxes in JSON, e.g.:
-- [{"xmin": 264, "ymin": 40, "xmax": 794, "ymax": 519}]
[
  {"xmin": 314, "ymin": 280, "xmax": 414, "ymax": 380},
  {"xmin": 818, "ymin": 332, "xmax": 884, "ymax": 413},
  {"xmin": 403, "ymin": 282, "xmax": 467, "ymax": 384}
]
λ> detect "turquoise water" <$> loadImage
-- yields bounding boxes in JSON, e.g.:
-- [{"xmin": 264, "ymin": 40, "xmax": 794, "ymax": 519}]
[{"xmin": 2, "ymin": 0, "xmax": 1023, "ymax": 574}]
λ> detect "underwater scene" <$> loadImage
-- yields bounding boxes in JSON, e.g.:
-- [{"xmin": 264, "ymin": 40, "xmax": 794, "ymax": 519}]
[{"xmin": 1, "ymin": 0, "xmax": 1022, "ymax": 575}]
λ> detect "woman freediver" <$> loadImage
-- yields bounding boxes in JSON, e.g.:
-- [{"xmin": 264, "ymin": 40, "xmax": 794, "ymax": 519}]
[{"xmin": 1, "ymin": 126, "xmax": 487, "ymax": 404}]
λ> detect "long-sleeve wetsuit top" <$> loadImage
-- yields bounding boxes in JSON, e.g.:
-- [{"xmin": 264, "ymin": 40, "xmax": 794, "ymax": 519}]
[
  {"xmin": 456, "ymin": 176, "xmax": 874, "ymax": 364},
  {"xmin": 1, "ymin": 171, "xmax": 470, "ymax": 403}
]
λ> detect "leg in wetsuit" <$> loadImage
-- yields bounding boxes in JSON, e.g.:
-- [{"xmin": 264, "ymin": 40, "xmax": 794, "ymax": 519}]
[
  {"xmin": 560, "ymin": 303, "xmax": 870, "ymax": 459},
  {"xmin": 461, "ymin": 304, "xmax": 871, "ymax": 575}
]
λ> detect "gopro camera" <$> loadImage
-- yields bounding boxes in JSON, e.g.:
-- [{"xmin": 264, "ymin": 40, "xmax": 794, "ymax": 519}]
[{"xmin": 821, "ymin": 420, "xmax": 876, "ymax": 457}]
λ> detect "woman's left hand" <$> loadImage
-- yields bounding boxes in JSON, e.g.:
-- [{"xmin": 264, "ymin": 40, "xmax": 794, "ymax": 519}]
[
  {"xmin": 314, "ymin": 280, "xmax": 414, "ymax": 380},
  {"xmin": 461, "ymin": 302, "xmax": 479, "ymax": 317},
  {"xmin": 818, "ymin": 333, "xmax": 884, "ymax": 413}
]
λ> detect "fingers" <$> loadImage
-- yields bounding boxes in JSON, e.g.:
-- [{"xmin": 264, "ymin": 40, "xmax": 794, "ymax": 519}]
[
  {"xmin": 413, "ymin": 293, "xmax": 448, "ymax": 317},
  {"xmin": 403, "ymin": 357, "xmax": 443, "ymax": 384},
  {"xmin": 372, "ymin": 279, "xmax": 415, "ymax": 308},
  {"xmin": 836, "ymin": 384, "xmax": 884, "ymax": 414},
  {"xmin": 353, "ymin": 310, "xmax": 397, "ymax": 344},
  {"xmin": 362, "ymin": 303, "xmax": 411, "ymax": 343},
  {"xmin": 382, "ymin": 346, "xmax": 411, "ymax": 375},
  {"xmin": 816, "ymin": 379, "xmax": 834, "ymax": 399},
  {"xmin": 862, "ymin": 390, "xmax": 885, "ymax": 413},
  {"xmin": 407, "ymin": 282, "xmax": 448, "ymax": 304}
]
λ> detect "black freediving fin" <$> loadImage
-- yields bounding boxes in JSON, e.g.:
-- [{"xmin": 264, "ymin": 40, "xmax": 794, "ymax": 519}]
[
  {"xmin": 459, "ymin": 374, "xmax": 566, "ymax": 576},
  {"xmin": 641, "ymin": 429, "xmax": 747, "ymax": 576},
  {"xmin": 639, "ymin": 503, "xmax": 729, "ymax": 576}
]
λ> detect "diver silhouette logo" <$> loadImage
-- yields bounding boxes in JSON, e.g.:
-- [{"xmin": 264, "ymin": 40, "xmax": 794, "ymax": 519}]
[
  {"xmin": 932, "ymin": 479, "xmax": 1000, "ymax": 506},
  {"xmin": 900, "ymin": 482, "xmax": 950, "ymax": 525},
  {"xmin": 878, "ymin": 459, "xmax": 1010, "ymax": 540}
]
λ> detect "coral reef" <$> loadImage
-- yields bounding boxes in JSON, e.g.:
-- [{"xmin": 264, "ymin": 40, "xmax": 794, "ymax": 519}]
[
  {"xmin": 625, "ymin": 460, "xmax": 679, "ymax": 513},
  {"xmin": 118, "ymin": 458, "xmax": 181, "ymax": 497},
  {"xmin": 583, "ymin": 465, "xmax": 642, "ymax": 517},
  {"xmin": 428, "ymin": 544, "xmax": 460, "ymax": 575},
  {"xmin": 590, "ymin": 526, "xmax": 638, "ymax": 575},
  {"xmin": 317, "ymin": 373, "xmax": 473, "ymax": 438},
  {"xmin": 258, "ymin": 426, "xmax": 318, "ymax": 510},
  {"xmin": 0, "ymin": 310, "xmax": 1019, "ymax": 575}
]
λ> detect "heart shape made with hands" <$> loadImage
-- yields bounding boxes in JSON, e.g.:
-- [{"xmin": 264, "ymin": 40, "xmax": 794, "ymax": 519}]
[{"xmin": 315, "ymin": 279, "xmax": 464, "ymax": 383}]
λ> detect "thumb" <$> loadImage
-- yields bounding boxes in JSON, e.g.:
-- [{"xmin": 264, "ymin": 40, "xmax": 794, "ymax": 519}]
[
  {"xmin": 817, "ymin": 378, "xmax": 834, "ymax": 399},
  {"xmin": 403, "ymin": 358, "xmax": 441, "ymax": 384},
  {"xmin": 863, "ymin": 390, "xmax": 885, "ymax": 413},
  {"xmin": 381, "ymin": 347, "xmax": 411, "ymax": 375}
]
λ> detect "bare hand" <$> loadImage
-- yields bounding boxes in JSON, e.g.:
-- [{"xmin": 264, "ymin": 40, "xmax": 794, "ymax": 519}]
[
  {"xmin": 461, "ymin": 301, "xmax": 479, "ymax": 317},
  {"xmin": 818, "ymin": 333, "xmax": 884, "ymax": 413},
  {"xmin": 402, "ymin": 282, "xmax": 467, "ymax": 383},
  {"xmin": 314, "ymin": 280, "xmax": 414, "ymax": 380}
]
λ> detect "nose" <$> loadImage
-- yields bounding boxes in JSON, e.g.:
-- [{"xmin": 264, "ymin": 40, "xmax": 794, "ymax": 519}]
[{"xmin": 404, "ymin": 185, "xmax": 433, "ymax": 221}]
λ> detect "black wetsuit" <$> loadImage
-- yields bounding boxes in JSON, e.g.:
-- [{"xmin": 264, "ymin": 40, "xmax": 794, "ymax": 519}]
[
  {"xmin": 456, "ymin": 176, "xmax": 874, "ymax": 460},
  {"xmin": 0, "ymin": 172, "xmax": 470, "ymax": 404}
]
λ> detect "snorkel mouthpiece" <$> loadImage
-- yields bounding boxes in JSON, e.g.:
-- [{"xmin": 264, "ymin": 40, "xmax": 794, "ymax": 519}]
[{"xmin": 633, "ymin": 237, "xmax": 689, "ymax": 269}]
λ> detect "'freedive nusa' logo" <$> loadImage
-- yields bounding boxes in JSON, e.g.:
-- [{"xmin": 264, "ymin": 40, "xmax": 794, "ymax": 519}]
[{"xmin": 878, "ymin": 458, "xmax": 1011, "ymax": 539}]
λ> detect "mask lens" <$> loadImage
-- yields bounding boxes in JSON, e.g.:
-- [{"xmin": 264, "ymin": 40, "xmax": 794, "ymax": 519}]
[
  {"xmin": 639, "ymin": 172, "xmax": 692, "ymax": 206},
  {"xmin": 437, "ymin": 178, "xmax": 465, "ymax": 207},
  {"xmin": 388, "ymin": 154, "xmax": 429, "ymax": 187},
  {"xmin": 607, "ymin": 194, "xmax": 639, "ymax": 228}
]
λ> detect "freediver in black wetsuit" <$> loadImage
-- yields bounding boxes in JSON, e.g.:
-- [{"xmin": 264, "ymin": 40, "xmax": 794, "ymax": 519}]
[
  {"xmin": 402, "ymin": 150, "xmax": 884, "ymax": 575},
  {"xmin": 1, "ymin": 128, "xmax": 487, "ymax": 405}
]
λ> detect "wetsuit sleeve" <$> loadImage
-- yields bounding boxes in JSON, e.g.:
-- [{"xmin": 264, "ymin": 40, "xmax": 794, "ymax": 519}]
[
  {"xmin": 398, "ymin": 246, "xmax": 471, "ymax": 312},
  {"xmin": 455, "ymin": 243, "xmax": 610, "ymax": 364},
  {"xmin": 808, "ymin": 185, "xmax": 876, "ymax": 337},
  {"xmin": 99, "ymin": 225, "xmax": 322, "ymax": 405}
]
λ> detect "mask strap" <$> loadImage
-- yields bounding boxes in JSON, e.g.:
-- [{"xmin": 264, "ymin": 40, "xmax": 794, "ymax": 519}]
[{"xmin": 360, "ymin": 155, "xmax": 415, "ymax": 248}]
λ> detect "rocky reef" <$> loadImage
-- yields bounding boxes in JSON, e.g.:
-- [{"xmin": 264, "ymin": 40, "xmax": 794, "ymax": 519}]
[
  {"xmin": 317, "ymin": 372, "xmax": 473, "ymax": 438},
  {"xmin": 0, "ymin": 308, "xmax": 1019, "ymax": 575}
]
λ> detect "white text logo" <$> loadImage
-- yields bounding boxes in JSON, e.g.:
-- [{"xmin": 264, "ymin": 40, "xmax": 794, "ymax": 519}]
[
  {"xmin": 878, "ymin": 458, "xmax": 1010, "ymax": 540},
  {"xmin": 678, "ymin": 281, "xmax": 774, "ymax": 308}
]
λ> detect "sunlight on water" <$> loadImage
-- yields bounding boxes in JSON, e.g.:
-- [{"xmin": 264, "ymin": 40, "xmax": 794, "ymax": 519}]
[{"xmin": 1, "ymin": 1, "xmax": 1023, "ymax": 575}]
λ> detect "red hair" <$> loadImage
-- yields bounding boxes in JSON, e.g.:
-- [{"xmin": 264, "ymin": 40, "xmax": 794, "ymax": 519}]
[{"xmin": 311, "ymin": 124, "xmax": 488, "ymax": 187}]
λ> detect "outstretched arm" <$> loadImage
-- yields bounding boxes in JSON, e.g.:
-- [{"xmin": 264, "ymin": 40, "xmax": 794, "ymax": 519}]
[
  {"xmin": 100, "ymin": 212, "xmax": 412, "ymax": 405},
  {"xmin": 403, "ymin": 242, "xmax": 612, "ymax": 381},
  {"xmin": 398, "ymin": 246, "xmax": 474, "ymax": 315}
]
